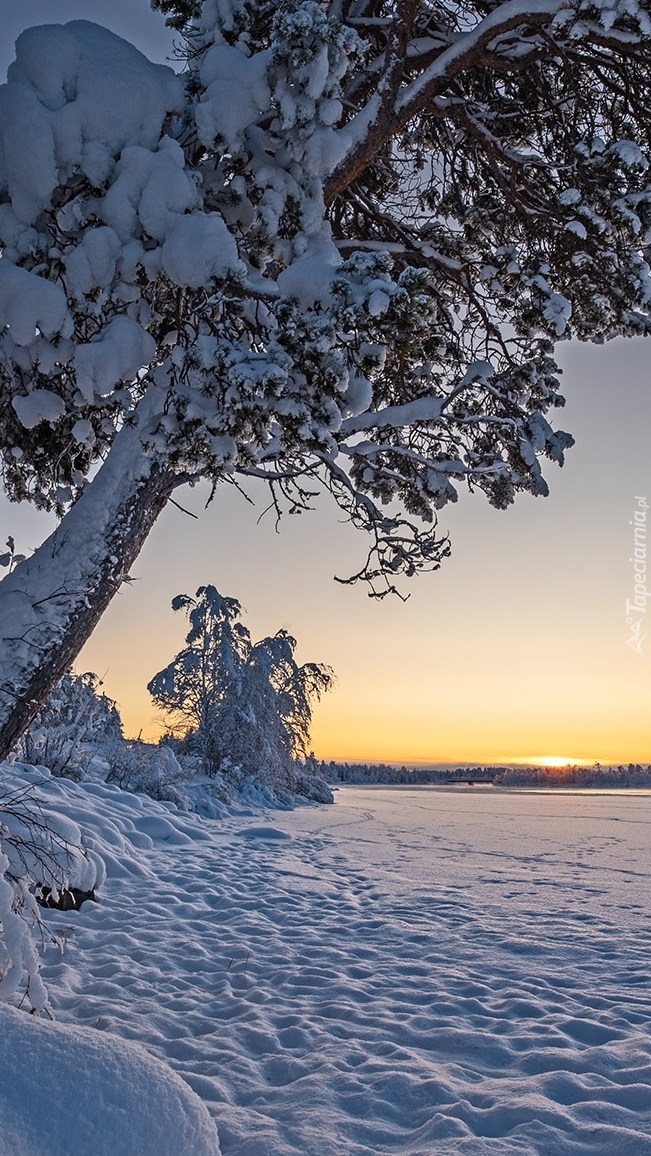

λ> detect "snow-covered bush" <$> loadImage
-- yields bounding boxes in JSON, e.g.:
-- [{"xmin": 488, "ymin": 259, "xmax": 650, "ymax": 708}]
[
  {"xmin": 292, "ymin": 758, "xmax": 335, "ymax": 804},
  {"xmin": 0, "ymin": 847, "xmax": 48, "ymax": 1012},
  {"xmin": 14, "ymin": 672, "xmax": 122, "ymax": 781},
  {"xmin": 106, "ymin": 741, "xmax": 194, "ymax": 810},
  {"xmin": 0, "ymin": 774, "xmax": 105, "ymax": 1011}
]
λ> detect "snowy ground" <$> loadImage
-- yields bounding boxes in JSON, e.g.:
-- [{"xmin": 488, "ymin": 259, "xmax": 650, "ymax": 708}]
[{"xmin": 3, "ymin": 773, "xmax": 651, "ymax": 1155}]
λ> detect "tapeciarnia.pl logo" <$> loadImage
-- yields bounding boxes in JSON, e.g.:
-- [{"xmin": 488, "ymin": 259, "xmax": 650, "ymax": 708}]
[{"xmin": 625, "ymin": 496, "xmax": 648, "ymax": 657}]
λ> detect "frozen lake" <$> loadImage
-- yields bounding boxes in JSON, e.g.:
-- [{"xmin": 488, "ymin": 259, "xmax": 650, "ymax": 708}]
[{"xmin": 30, "ymin": 779, "xmax": 651, "ymax": 1154}]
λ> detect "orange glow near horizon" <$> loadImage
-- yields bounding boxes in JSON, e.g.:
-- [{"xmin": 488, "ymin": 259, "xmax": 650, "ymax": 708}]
[
  {"xmin": 306, "ymin": 733, "xmax": 649, "ymax": 769},
  {"xmin": 118, "ymin": 718, "xmax": 641, "ymax": 768},
  {"xmin": 85, "ymin": 610, "xmax": 651, "ymax": 767},
  {"xmin": 99, "ymin": 599, "xmax": 651, "ymax": 767},
  {"xmin": 106, "ymin": 659, "xmax": 648, "ymax": 767},
  {"xmin": 109, "ymin": 683, "xmax": 651, "ymax": 766}
]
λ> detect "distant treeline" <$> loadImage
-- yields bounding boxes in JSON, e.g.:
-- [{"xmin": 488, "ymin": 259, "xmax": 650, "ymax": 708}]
[
  {"xmin": 493, "ymin": 764, "xmax": 651, "ymax": 788},
  {"xmin": 320, "ymin": 762, "xmax": 496, "ymax": 784},
  {"xmin": 319, "ymin": 761, "xmax": 651, "ymax": 788}
]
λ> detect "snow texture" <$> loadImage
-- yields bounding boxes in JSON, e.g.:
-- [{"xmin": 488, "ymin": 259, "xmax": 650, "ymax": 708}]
[
  {"xmin": 0, "ymin": 263, "xmax": 70, "ymax": 348},
  {"xmin": 196, "ymin": 46, "xmax": 271, "ymax": 147},
  {"xmin": 2, "ymin": 766, "xmax": 651, "ymax": 1156},
  {"xmin": 11, "ymin": 390, "xmax": 65, "ymax": 430},
  {"xmin": 0, "ymin": 1003, "xmax": 220, "ymax": 1156},
  {"xmin": 160, "ymin": 213, "xmax": 245, "ymax": 289},
  {"xmin": 73, "ymin": 317, "xmax": 156, "ymax": 400}
]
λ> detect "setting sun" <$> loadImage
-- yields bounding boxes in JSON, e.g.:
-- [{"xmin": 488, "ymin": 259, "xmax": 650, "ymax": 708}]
[{"xmin": 519, "ymin": 756, "xmax": 597, "ymax": 768}]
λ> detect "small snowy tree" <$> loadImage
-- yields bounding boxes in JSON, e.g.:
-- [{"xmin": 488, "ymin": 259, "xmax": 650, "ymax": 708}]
[
  {"xmin": 147, "ymin": 587, "xmax": 251, "ymax": 733},
  {"xmin": 1, "ymin": 0, "xmax": 651, "ymax": 754},
  {"xmin": 148, "ymin": 586, "xmax": 333, "ymax": 785}
]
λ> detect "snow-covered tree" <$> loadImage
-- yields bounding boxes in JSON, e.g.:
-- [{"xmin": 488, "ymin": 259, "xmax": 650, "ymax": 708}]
[
  {"xmin": 147, "ymin": 587, "xmax": 251, "ymax": 733},
  {"xmin": 148, "ymin": 585, "xmax": 333, "ymax": 782},
  {"xmin": 204, "ymin": 630, "xmax": 334, "ymax": 784},
  {"xmin": 2, "ymin": 0, "xmax": 651, "ymax": 756}
]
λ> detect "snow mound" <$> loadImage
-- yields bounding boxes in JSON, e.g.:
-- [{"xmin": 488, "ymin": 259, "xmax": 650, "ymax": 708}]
[
  {"xmin": 239, "ymin": 825, "xmax": 293, "ymax": 841},
  {"xmin": 0, "ymin": 1003, "xmax": 221, "ymax": 1156}
]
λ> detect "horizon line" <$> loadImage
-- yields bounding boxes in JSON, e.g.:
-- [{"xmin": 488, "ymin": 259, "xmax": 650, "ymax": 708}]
[{"xmin": 310, "ymin": 756, "xmax": 650, "ymax": 769}]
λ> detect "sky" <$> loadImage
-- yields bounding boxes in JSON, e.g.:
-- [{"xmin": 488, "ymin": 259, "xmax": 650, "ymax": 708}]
[{"xmin": 1, "ymin": 0, "xmax": 650, "ymax": 766}]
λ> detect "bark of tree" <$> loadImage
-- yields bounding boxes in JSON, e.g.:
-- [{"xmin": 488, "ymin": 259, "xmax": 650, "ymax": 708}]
[{"xmin": 0, "ymin": 416, "xmax": 180, "ymax": 761}]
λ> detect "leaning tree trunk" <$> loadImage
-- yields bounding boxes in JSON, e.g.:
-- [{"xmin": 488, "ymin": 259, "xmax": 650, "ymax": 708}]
[{"xmin": 0, "ymin": 414, "xmax": 179, "ymax": 761}]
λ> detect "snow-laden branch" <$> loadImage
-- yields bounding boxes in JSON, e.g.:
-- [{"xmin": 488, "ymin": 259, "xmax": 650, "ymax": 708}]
[
  {"xmin": 340, "ymin": 395, "xmax": 443, "ymax": 435},
  {"xmin": 326, "ymin": 0, "xmax": 571, "ymax": 200},
  {"xmin": 396, "ymin": 0, "xmax": 571, "ymax": 115}
]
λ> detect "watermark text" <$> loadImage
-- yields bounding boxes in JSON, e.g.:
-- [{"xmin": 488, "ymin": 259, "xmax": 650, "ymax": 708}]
[{"xmin": 625, "ymin": 495, "xmax": 648, "ymax": 656}]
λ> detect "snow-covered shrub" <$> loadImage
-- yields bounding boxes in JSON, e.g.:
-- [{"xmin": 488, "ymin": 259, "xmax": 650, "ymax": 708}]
[
  {"xmin": 292, "ymin": 758, "xmax": 334, "ymax": 804},
  {"xmin": 14, "ymin": 672, "xmax": 122, "ymax": 781},
  {"xmin": 106, "ymin": 742, "xmax": 193, "ymax": 810},
  {"xmin": 0, "ymin": 846, "xmax": 48, "ymax": 1012},
  {"xmin": 0, "ymin": 775, "xmax": 105, "ymax": 1011}
]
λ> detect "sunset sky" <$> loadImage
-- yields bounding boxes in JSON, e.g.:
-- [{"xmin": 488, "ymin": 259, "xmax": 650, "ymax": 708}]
[{"xmin": 1, "ymin": 0, "xmax": 650, "ymax": 766}]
